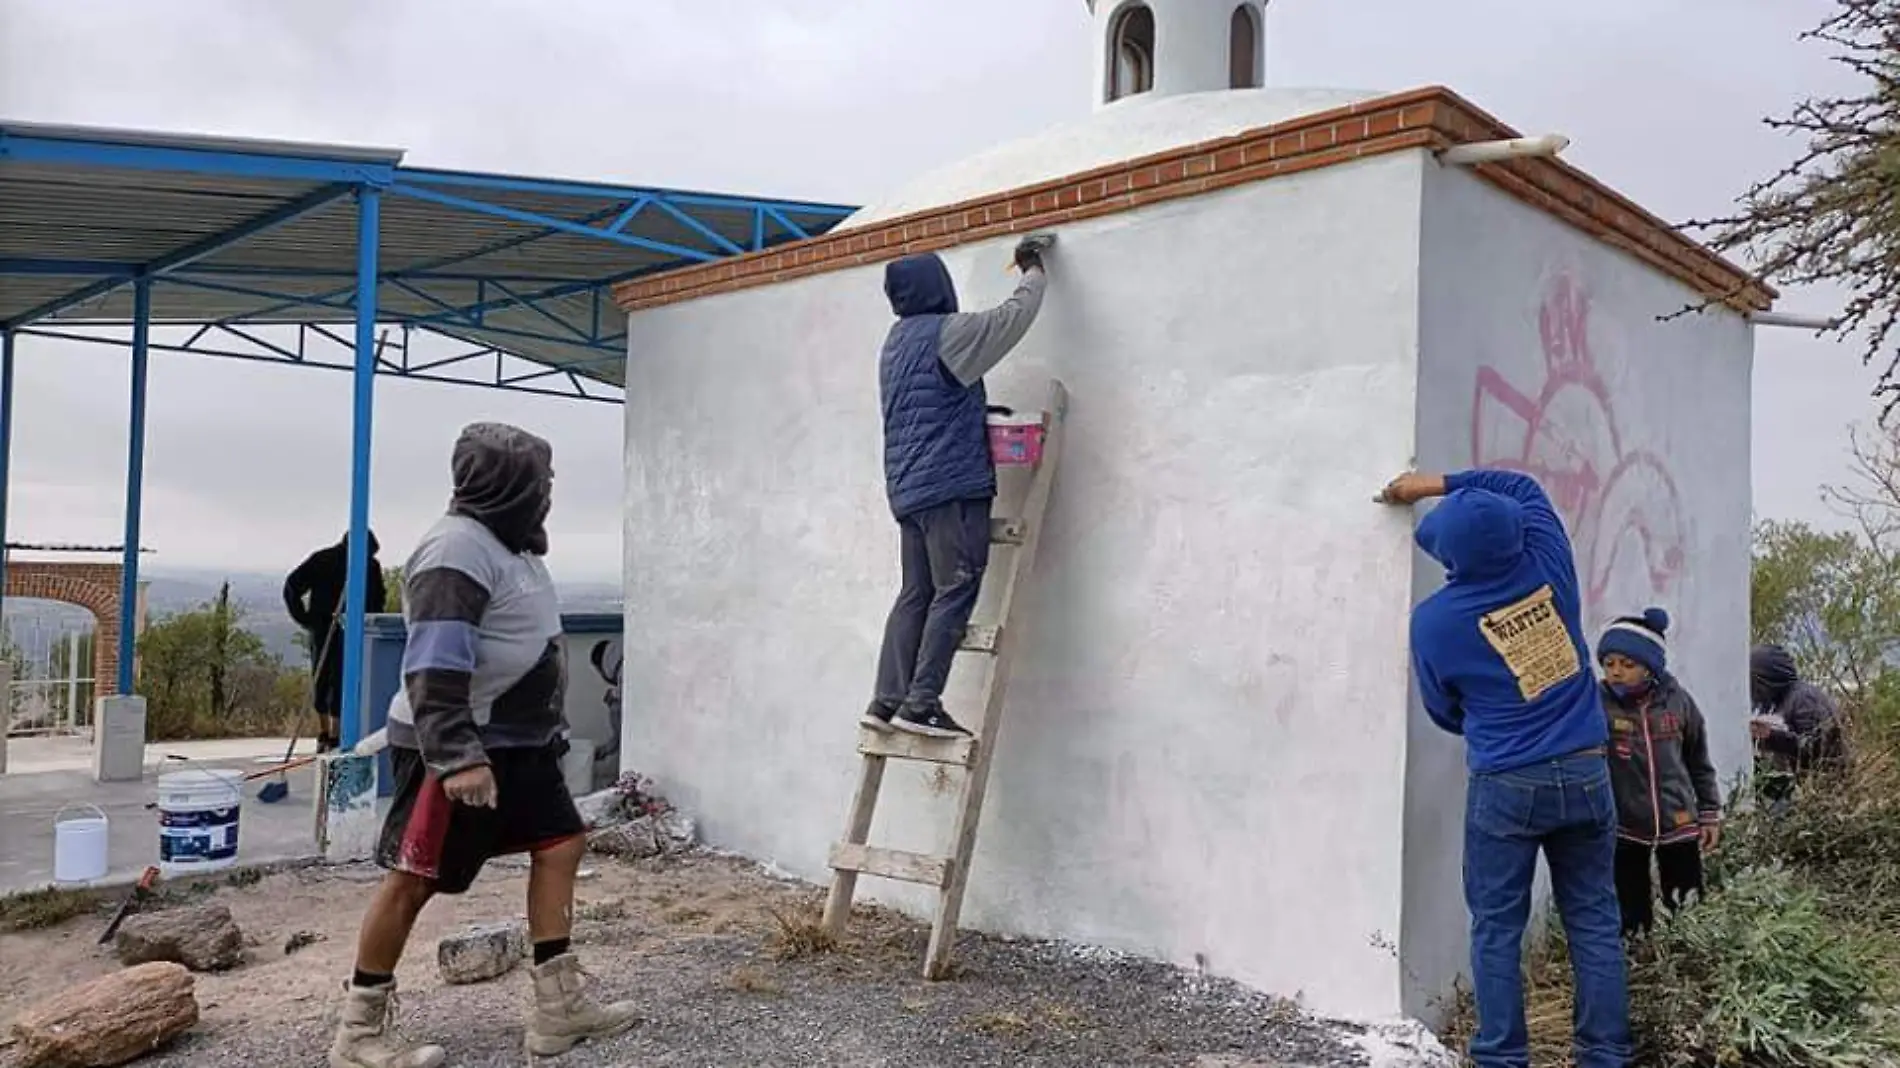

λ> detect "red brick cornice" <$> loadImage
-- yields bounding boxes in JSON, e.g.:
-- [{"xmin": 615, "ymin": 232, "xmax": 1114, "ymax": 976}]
[{"xmin": 614, "ymin": 86, "xmax": 1774, "ymax": 315}]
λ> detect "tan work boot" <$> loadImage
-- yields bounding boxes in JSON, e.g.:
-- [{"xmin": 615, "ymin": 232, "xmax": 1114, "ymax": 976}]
[
  {"xmin": 329, "ymin": 981, "xmax": 446, "ymax": 1068},
  {"xmin": 524, "ymin": 954, "xmax": 640, "ymax": 1057}
]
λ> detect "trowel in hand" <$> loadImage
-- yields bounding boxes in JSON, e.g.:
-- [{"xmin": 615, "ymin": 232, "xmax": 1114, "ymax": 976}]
[{"xmin": 1007, "ymin": 231, "xmax": 1058, "ymax": 272}]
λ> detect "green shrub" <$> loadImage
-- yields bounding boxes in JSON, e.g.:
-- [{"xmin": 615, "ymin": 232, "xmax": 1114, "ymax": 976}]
[{"xmin": 1630, "ymin": 866, "xmax": 1897, "ymax": 1067}]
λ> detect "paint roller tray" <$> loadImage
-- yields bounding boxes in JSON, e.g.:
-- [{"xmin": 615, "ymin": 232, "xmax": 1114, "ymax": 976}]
[{"xmin": 986, "ymin": 412, "xmax": 1046, "ymax": 467}]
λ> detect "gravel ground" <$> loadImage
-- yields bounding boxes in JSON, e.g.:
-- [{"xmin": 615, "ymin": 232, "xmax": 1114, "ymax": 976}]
[{"xmin": 2, "ymin": 851, "xmax": 1408, "ymax": 1068}]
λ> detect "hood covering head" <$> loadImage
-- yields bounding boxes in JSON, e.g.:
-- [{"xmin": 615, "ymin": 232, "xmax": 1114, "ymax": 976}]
[
  {"xmin": 337, "ymin": 530, "xmax": 380, "ymax": 556},
  {"xmin": 1751, "ymin": 643, "xmax": 1800, "ymax": 707},
  {"xmin": 1414, "ymin": 487, "xmax": 1526, "ymax": 583},
  {"xmin": 884, "ymin": 254, "xmax": 959, "ymax": 317},
  {"xmin": 449, "ymin": 422, "xmax": 554, "ymax": 556}
]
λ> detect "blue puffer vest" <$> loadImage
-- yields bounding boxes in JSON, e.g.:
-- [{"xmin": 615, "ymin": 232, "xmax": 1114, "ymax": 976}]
[{"xmin": 879, "ymin": 254, "xmax": 995, "ymax": 518}]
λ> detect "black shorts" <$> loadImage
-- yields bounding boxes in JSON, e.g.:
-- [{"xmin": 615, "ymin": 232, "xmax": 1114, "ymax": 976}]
[{"xmin": 375, "ymin": 744, "xmax": 585, "ymax": 895}]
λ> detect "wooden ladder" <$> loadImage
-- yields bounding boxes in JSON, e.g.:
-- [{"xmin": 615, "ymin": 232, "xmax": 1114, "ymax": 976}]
[{"xmin": 822, "ymin": 378, "xmax": 1069, "ymax": 979}]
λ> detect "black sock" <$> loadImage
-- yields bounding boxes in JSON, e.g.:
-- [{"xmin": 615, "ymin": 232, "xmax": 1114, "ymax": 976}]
[
  {"xmin": 352, "ymin": 968, "xmax": 394, "ymax": 990},
  {"xmin": 533, "ymin": 938, "xmax": 571, "ymax": 966}
]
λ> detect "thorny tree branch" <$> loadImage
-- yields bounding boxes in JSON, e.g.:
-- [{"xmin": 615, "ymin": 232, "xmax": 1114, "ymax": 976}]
[{"xmin": 1668, "ymin": 0, "xmax": 1900, "ymax": 419}]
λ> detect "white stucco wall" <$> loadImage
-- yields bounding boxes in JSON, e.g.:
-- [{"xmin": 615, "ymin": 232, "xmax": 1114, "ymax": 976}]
[
  {"xmin": 1399, "ymin": 161, "xmax": 1755, "ymax": 1018},
  {"xmin": 623, "ymin": 151, "xmax": 1433, "ymax": 1018}
]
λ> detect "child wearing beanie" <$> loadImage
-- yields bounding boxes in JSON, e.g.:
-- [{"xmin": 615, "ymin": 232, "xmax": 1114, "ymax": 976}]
[{"xmin": 1598, "ymin": 607, "xmax": 1723, "ymax": 936}]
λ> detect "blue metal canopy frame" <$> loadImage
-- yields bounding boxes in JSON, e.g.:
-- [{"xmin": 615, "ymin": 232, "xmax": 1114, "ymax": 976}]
[{"xmin": 0, "ymin": 120, "xmax": 858, "ymax": 747}]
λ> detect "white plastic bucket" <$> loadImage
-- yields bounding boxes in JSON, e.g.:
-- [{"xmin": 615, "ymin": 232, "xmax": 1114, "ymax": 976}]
[
  {"xmin": 53, "ymin": 803, "xmax": 110, "ymax": 884},
  {"xmin": 157, "ymin": 769, "xmax": 243, "ymax": 877}
]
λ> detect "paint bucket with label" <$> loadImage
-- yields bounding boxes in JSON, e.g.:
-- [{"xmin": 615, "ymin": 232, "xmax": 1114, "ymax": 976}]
[
  {"xmin": 156, "ymin": 769, "xmax": 243, "ymax": 877},
  {"xmin": 986, "ymin": 411, "xmax": 1046, "ymax": 467},
  {"xmin": 52, "ymin": 804, "xmax": 110, "ymax": 884}
]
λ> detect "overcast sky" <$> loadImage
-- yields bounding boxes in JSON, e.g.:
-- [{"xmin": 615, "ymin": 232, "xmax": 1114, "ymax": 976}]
[{"xmin": 0, "ymin": 0, "xmax": 1873, "ymax": 583}]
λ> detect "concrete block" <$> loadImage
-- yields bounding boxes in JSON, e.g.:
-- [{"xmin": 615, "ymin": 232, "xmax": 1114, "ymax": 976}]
[
  {"xmin": 313, "ymin": 752, "xmax": 378, "ymax": 864},
  {"xmin": 92, "ymin": 695, "xmax": 147, "ymax": 783},
  {"xmin": 437, "ymin": 921, "xmax": 528, "ymax": 985}
]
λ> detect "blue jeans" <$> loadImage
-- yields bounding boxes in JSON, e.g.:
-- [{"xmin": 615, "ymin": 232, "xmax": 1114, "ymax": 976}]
[{"xmin": 1466, "ymin": 751, "xmax": 1631, "ymax": 1068}]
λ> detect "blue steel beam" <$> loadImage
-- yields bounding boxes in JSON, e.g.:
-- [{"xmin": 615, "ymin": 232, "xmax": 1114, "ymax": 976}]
[
  {"xmin": 0, "ymin": 130, "xmax": 397, "ymax": 185},
  {"xmin": 159, "ymin": 274, "xmax": 357, "ymax": 313},
  {"xmin": 400, "ymin": 268, "xmax": 651, "ymax": 331},
  {"xmin": 394, "ymin": 167, "xmax": 857, "ymax": 221},
  {"xmin": 11, "ymin": 326, "xmax": 622, "ymax": 403},
  {"xmin": 222, "ymin": 201, "xmax": 639, "ymax": 324},
  {"xmin": 0, "ymin": 331, "xmax": 14, "ymax": 632},
  {"xmin": 3, "ymin": 182, "xmax": 357, "ymax": 328},
  {"xmin": 118, "ymin": 279, "xmax": 151, "ymax": 695},
  {"xmin": 653, "ymin": 199, "xmax": 745, "ymax": 257},
  {"xmin": 605, "ymin": 197, "xmax": 653, "ymax": 235},
  {"xmin": 339, "ymin": 188, "xmax": 379, "ymax": 751},
  {"xmin": 762, "ymin": 206, "xmax": 812, "ymax": 241},
  {"xmin": 382, "ymin": 181, "xmax": 721, "ymax": 263}
]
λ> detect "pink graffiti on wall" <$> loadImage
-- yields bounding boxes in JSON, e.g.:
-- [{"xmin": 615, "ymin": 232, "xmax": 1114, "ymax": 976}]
[{"xmin": 1471, "ymin": 269, "xmax": 1686, "ymax": 621}]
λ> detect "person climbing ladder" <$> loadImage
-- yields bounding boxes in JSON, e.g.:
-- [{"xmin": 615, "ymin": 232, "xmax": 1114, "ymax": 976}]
[{"xmin": 863, "ymin": 235, "xmax": 1054, "ymax": 740}]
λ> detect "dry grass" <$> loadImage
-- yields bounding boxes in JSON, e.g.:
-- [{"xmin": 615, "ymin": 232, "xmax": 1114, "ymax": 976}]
[
  {"xmin": 1439, "ymin": 942, "xmax": 1577, "ymax": 1066},
  {"xmin": 965, "ymin": 1010, "xmax": 1034, "ymax": 1037},
  {"xmin": 576, "ymin": 898, "xmax": 630, "ymax": 924},
  {"xmin": 963, "ymin": 1002, "xmax": 1093, "ymax": 1039},
  {"xmin": 0, "ymin": 886, "xmax": 101, "ymax": 933},
  {"xmin": 765, "ymin": 902, "xmax": 840, "ymax": 961},
  {"xmin": 723, "ymin": 965, "xmax": 784, "ymax": 996}
]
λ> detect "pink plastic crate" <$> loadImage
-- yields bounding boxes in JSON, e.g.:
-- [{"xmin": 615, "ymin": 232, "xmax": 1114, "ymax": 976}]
[{"xmin": 987, "ymin": 412, "xmax": 1046, "ymax": 467}]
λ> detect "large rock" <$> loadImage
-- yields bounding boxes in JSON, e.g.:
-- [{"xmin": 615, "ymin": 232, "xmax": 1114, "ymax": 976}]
[
  {"xmin": 114, "ymin": 904, "xmax": 244, "ymax": 972},
  {"xmin": 573, "ymin": 787, "xmax": 627, "ymax": 829},
  {"xmin": 10, "ymin": 961, "xmax": 198, "ymax": 1068},
  {"xmin": 588, "ymin": 819, "xmax": 662, "ymax": 859},
  {"xmin": 437, "ymin": 921, "xmax": 528, "ymax": 985},
  {"xmin": 587, "ymin": 812, "xmax": 697, "ymax": 859}
]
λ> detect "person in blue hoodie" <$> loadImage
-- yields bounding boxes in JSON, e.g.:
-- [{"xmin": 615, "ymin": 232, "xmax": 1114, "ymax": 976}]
[
  {"xmin": 863, "ymin": 238, "xmax": 1051, "ymax": 740},
  {"xmin": 1379, "ymin": 468, "xmax": 1630, "ymax": 1068}
]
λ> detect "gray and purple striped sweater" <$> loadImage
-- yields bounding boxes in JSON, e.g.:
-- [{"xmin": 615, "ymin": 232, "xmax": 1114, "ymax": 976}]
[{"xmin": 385, "ymin": 513, "xmax": 565, "ymax": 777}]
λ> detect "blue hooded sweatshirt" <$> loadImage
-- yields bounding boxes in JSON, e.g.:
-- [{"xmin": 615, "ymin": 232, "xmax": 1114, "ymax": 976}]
[
  {"xmin": 878, "ymin": 254, "xmax": 995, "ymax": 518},
  {"xmin": 1409, "ymin": 469, "xmax": 1606, "ymax": 774}
]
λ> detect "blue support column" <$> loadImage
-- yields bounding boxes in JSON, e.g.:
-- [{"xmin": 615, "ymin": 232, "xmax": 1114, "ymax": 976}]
[
  {"xmin": 339, "ymin": 186, "xmax": 380, "ymax": 750},
  {"xmin": 0, "ymin": 330, "xmax": 15, "ymax": 634},
  {"xmin": 118, "ymin": 280, "xmax": 151, "ymax": 694}
]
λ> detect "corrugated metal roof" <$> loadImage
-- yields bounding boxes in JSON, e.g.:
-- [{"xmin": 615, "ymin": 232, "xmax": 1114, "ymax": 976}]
[{"xmin": 0, "ymin": 121, "xmax": 858, "ymax": 394}]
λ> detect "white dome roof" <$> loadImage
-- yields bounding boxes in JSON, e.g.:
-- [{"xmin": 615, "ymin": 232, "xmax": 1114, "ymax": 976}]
[{"xmin": 842, "ymin": 87, "xmax": 1384, "ymax": 230}]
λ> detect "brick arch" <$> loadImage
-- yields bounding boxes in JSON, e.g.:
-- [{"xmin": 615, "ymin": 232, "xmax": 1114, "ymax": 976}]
[{"xmin": 6, "ymin": 562, "xmax": 123, "ymax": 697}]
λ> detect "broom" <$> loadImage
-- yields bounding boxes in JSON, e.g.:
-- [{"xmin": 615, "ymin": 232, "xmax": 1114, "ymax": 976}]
[{"xmin": 258, "ymin": 612, "xmax": 342, "ymax": 804}]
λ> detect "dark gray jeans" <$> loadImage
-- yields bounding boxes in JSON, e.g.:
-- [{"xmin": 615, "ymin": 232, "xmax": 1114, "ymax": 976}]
[{"xmin": 875, "ymin": 497, "xmax": 993, "ymax": 710}]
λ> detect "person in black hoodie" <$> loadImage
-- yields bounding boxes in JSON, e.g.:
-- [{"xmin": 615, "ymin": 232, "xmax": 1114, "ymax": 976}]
[
  {"xmin": 1749, "ymin": 644, "xmax": 1846, "ymax": 808},
  {"xmin": 284, "ymin": 530, "xmax": 387, "ymax": 752},
  {"xmin": 1596, "ymin": 609, "xmax": 1722, "ymax": 936}
]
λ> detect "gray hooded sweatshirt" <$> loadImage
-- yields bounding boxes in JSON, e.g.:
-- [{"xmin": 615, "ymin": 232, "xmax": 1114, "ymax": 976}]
[{"xmin": 386, "ymin": 423, "xmax": 565, "ymax": 777}]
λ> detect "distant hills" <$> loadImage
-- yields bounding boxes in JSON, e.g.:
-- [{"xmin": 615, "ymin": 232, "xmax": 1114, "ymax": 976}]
[{"xmin": 4, "ymin": 567, "xmax": 623, "ymax": 669}]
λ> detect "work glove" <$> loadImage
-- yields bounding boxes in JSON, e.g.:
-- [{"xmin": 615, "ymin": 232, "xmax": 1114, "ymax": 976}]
[{"xmin": 1013, "ymin": 237, "xmax": 1046, "ymax": 274}]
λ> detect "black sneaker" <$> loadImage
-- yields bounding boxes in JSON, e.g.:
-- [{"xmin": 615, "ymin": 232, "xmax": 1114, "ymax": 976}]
[
  {"xmin": 860, "ymin": 700, "xmax": 899, "ymax": 733},
  {"xmin": 893, "ymin": 703, "xmax": 974, "ymax": 739}
]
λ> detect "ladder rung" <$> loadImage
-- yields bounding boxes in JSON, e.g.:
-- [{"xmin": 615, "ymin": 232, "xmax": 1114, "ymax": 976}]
[
  {"xmin": 858, "ymin": 727, "xmax": 976, "ymax": 767},
  {"xmin": 828, "ymin": 843, "xmax": 952, "ymax": 888},
  {"xmin": 989, "ymin": 518, "xmax": 1028, "ymax": 545},
  {"xmin": 959, "ymin": 624, "xmax": 1001, "ymax": 654}
]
